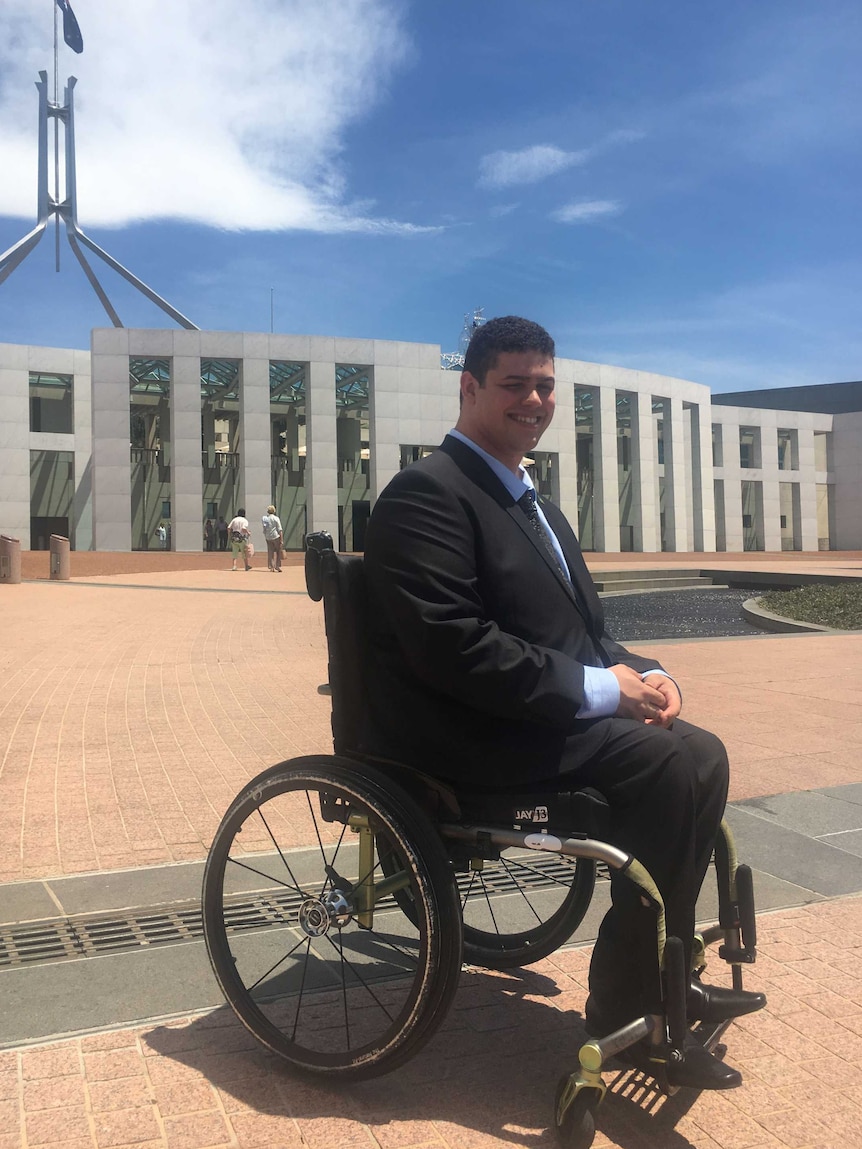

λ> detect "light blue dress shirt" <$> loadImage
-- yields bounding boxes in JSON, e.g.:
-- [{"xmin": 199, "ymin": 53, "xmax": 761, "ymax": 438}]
[{"xmin": 447, "ymin": 429, "xmax": 622, "ymax": 717}]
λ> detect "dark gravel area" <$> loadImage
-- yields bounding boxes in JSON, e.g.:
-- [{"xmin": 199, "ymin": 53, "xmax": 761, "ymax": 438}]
[{"xmin": 602, "ymin": 587, "xmax": 763, "ymax": 642}]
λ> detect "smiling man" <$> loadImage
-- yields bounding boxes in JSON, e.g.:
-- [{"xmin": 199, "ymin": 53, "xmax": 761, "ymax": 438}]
[{"xmin": 362, "ymin": 315, "xmax": 764, "ymax": 1089}]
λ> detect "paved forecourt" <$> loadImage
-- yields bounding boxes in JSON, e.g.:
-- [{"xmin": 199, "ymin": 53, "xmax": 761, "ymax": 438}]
[{"xmin": 0, "ymin": 553, "xmax": 861, "ymax": 1148}]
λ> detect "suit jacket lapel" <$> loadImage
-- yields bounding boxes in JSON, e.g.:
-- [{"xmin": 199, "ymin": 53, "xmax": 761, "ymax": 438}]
[
  {"xmin": 542, "ymin": 499, "xmax": 605, "ymax": 636},
  {"xmin": 438, "ymin": 436, "xmax": 584, "ymax": 614}
]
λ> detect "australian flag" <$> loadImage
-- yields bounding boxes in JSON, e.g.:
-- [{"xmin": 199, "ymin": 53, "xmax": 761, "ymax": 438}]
[{"xmin": 56, "ymin": 0, "xmax": 84, "ymax": 54}]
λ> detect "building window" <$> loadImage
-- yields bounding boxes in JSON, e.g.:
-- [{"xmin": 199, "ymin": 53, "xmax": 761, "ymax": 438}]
[
  {"xmin": 739, "ymin": 426, "xmax": 761, "ymax": 469},
  {"xmin": 777, "ymin": 429, "xmax": 798, "ymax": 470},
  {"xmin": 336, "ymin": 364, "xmax": 371, "ymax": 551},
  {"xmin": 29, "ymin": 372, "xmax": 73, "ymax": 434},
  {"xmin": 712, "ymin": 424, "xmax": 723, "ymax": 467}
]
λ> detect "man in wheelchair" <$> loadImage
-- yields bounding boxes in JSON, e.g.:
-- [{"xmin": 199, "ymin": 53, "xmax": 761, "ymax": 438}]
[{"xmin": 361, "ymin": 315, "xmax": 765, "ymax": 1091}]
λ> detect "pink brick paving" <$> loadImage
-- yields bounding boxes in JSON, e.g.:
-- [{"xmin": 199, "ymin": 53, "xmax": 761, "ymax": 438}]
[
  {"xmin": 0, "ymin": 558, "xmax": 860, "ymax": 879},
  {"xmin": 1, "ymin": 552, "xmax": 862, "ymax": 1148},
  {"xmin": 0, "ymin": 570, "xmax": 334, "ymax": 881},
  {"xmin": 2, "ymin": 898, "xmax": 862, "ymax": 1149}
]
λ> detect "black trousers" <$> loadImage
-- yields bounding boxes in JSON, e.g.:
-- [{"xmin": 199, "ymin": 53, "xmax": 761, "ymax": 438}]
[{"xmin": 555, "ymin": 716, "xmax": 729, "ymax": 1021}]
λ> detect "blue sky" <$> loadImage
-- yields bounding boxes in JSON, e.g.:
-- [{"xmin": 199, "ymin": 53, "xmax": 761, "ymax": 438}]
[{"xmin": 1, "ymin": 0, "xmax": 860, "ymax": 393}]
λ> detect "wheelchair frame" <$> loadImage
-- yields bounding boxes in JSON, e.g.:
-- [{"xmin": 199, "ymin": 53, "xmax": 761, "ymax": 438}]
[{"xmin": 202, "ymin": 535, "xmax": 758, "ymax": 1149}]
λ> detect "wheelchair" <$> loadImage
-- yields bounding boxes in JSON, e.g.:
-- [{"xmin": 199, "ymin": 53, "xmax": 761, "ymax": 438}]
[{"xmin": 202, "ymin": 532, "xmax": 758, "ymax": 1149}]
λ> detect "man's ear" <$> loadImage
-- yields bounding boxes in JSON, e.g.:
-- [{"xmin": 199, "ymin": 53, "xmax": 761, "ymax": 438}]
[{"xmin": 461, "ymin": 371, "xmax": 479, "ymax": 403}]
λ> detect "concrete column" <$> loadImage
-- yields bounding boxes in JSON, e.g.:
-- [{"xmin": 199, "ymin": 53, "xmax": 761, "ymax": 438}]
[
  {"xmin": 72, "ymin": 349, "xmax": 93, "ymax": 551},
  {"xmin": 593, "ymin": 386, "xmax": 620, "ymax": 552},
  {"xmin": 692, "ymin": 404, "xmax": 715, "ymax": 551},
  {"xmin": 796, "ymin": 427, "xmax": 821, "ymax": 549},
  {"xmin": 306, "ymin": 360, "xmax": 338, "ymax": 538},
  {"xmin": 239, "ymin": 358, "xmax": 272, "ymax": 528},
  {"xmin": 634, "ymin": 391, "xmax": 659, "ymax": 552},
  {"xmin": 171, "ymin": 355, "xmax": 204, "ymax": 552},
  {"xmin": 552, "ymin": 370, "xmax": 577, "ymax": 523},
  {"xmin": 833, "ymin": 413, "xmax": 862, "ymax": 548},
  {"xmin": 0, "ymin": 346, "xmax": 30, "ymax": 546},
  {"xmin": 664, "ymin": 398, "xmax": 688, "ymax": 551},
  {"xmin": 91, "ymin": 330, "xmax": 132, "ymax": 551}
]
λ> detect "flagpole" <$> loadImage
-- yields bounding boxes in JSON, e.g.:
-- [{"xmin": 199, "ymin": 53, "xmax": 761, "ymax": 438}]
[{"xmin": 53, "ymin": 0, "xmax": 61, "ymax": 271}]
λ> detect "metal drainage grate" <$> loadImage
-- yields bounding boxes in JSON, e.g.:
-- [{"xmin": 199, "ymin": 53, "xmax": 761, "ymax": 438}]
[{"xmin": 0, "ymin": 854, "xmax": 606, "ymax": 970}]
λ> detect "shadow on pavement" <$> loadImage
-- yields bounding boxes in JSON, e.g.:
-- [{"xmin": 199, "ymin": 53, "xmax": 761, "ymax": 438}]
[{"xmin": 143, "ymin": 965, "xmax": 710, "ymax": 1148}]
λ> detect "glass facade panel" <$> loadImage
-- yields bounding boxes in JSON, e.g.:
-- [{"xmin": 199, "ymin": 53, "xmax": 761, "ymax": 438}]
[
  {"xmin": 201, "ymin": 359, "xmax": 240, "ymax": 550},
  {"xmin": 30, "ymin": 449, "xmax": 74, "ymax": 549},
  {"xmin": 739, "ymin": 426, "xmax": 761, "ymax": 469},
  {"xmin": 779, "ymin": 482, "xmax": 799, "ymax": 550},
  {"xmin": 270, "ymin": 360, "xmax": 308, "ymax": 550},
  {"xmin": 336, "ymin": 365, "xmax": 371, "ymax": 551},
  {"xmin": 741, "ymin": 480, "xmax": 764, "ymax": 550},
  {"xmin": 575, "ymin": 388, "xmax": 594, "ymax": 550},
  {"xmin": 713, "ymin": 479, "xmax": 726, "ymax": 551},
  {"xmin": 524, "ymin": 451, "xmax": 559, "ymax": 503},
  {"xmin": 816, "ymin": 482, "xmax": 832, "ymax": 549},
  {"xmin": 29, "ymin": 372, "xmax": 73, "ymax": 434},
  {"xmin": 653, "ymin": 397, "xmax": 668, "ymax": 551},
  {"xmin": 130, "ymin": 358, "xmax": 171, "ymax": 551},
  {"xmin": 777, "ymin": 428, "xmax": 798, "ymax": 471},
  {"xmin": 400, "ymin": 445, "xmax": 435, "ymax": 468},
  {"xmin": 616, "ymin": 392, "xmax": 635, "ymax": 551}
]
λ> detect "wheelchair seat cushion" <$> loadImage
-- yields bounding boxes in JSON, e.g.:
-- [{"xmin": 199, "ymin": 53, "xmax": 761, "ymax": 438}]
[{"xmin": 456, "ymin": 786, "xmax": 610, "ymax": 839}]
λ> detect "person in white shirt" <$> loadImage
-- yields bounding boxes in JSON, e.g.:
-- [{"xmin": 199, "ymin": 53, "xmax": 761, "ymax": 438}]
[
  {"xmin": 261, "ymin": 505, "xmax": 284, "ymax": 572},
  {"xmin": 227, "ymin": 508, "xmax": 251, "ymax": 571}
]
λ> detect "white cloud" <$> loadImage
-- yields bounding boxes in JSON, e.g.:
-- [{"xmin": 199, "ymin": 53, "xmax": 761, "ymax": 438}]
[
  {"xmin": 0, "ymin": 0, "xmax": 427, "ymax": 233},
  {"xmin": 478, "ymin": 145, "xmax": 587, "ymax": 188},
  {"xmin": 477, "ymin": 129, "xmax": 644, "ymax": 191},
  {"xmin": 551, "ymin": 199, "xmax": 622, "ymax": 224}
]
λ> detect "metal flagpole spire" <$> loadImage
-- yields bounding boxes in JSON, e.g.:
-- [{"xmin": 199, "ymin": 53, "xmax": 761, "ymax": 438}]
[{"xmin": 0, "ymin": 0, "xmax": 198, "ymax": 330}]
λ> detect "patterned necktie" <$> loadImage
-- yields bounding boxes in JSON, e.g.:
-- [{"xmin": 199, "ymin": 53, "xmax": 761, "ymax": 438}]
[{"xmin": 517, "ymin": 490, "xmax": 568, "ymax": 580}]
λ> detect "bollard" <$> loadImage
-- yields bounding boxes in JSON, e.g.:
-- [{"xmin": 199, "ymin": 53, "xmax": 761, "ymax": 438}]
[
  {"xmin": 0, "ymin": 535, "xmax": 22, "ymax": 584},
  {"xmin": 49, "ymin": 534, "xmax": 71, "ymax": 581}
]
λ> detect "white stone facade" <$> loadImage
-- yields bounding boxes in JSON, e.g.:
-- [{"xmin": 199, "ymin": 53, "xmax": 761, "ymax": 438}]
[{"xmin": 0, "ymin": 328, "xmax": 857, "ymax": 554}]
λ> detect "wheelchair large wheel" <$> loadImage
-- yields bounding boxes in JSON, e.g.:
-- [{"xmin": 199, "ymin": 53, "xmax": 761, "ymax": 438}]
[
  {"xmin": 202, "ymin": 756, "xmax": 463, "ymax": 1079},
  {"xmin": 460, "ymin": 850, "xmax": 596, "ymax": 970}
]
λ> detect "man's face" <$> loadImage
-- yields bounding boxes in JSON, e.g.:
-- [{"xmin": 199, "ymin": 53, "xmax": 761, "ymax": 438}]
[{"xmin": 457, "ymin": 350, "xmax": 556, "ymax": 472}]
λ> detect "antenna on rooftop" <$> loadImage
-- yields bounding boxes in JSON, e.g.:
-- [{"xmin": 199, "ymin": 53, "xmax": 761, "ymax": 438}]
[
  {"xmin": 0, "ymin": 1, "xmax": 198, "ymax": 329},
  {"xmin": 441, "ymin": 307, "xmax": 486, "ymax": 370}
]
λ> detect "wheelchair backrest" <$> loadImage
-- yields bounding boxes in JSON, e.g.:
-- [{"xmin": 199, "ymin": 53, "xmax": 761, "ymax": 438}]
[
  {"xmin": 303, "ymin": 532, "xmax": 611, "ymax": 835},
  {"xmin": 305, "ymin": 533, "xmax": 367, "ymax": 756}
]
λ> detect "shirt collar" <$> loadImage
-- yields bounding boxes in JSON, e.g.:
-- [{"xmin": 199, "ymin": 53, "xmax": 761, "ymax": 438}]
[{"xmin": 448, "ymin": 429, "xmax": 534, "ymax": 502}]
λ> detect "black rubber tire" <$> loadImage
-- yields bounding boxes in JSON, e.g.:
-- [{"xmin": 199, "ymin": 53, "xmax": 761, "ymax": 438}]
[
  {"xmin": 461, "ymin": 852, "xmax": 596, "ymax": 970},
  {"xmin": 202, "ymin": 756, "xmax": 463, "ymax": 1080},
  {"xmin": 554, "ymin": 1077, "xmax": 598, "ymax": 1149}
]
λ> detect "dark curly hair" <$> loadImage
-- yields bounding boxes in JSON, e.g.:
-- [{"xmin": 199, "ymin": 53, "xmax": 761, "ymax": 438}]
[{"xmin": 463, "ymin": 315, "xmax": 555, "ymax": 384}]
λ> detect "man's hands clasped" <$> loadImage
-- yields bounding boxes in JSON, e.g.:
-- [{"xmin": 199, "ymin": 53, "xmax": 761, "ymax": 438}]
[{"xmin": 610, "ymin": 665, "xmax": 682, "ymax": 728}]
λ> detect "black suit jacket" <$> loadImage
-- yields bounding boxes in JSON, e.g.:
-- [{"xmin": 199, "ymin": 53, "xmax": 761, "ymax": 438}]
[{"xmin": 362, "ymin": 435, "xmax": 663, "ymax": 787}]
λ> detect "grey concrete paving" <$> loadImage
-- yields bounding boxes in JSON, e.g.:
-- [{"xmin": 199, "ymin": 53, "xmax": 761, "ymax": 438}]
[{"xmin": 4, "ymin": 782, "xmax": 862, "ymax": 1048}]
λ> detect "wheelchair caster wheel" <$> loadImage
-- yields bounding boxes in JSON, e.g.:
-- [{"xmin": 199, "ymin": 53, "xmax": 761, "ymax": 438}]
[{"xmin": 554, "ymin": 1077, "xmax": 599, "ymax": 1149}]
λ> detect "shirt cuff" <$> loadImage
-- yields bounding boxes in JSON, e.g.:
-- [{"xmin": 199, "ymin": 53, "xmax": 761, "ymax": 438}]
[
  {"xmin": 577, "ymin": 666, "xmax": 620, "ymax": 718},
  {"xmin": 642, "ymin": 667, "xmax": 681, "ymax": 702}
]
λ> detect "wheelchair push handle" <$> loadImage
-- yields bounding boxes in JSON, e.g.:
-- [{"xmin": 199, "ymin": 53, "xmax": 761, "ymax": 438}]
[{"xmin": 305, "ymin": 531, "xmax": 334, "ymax": 602}]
